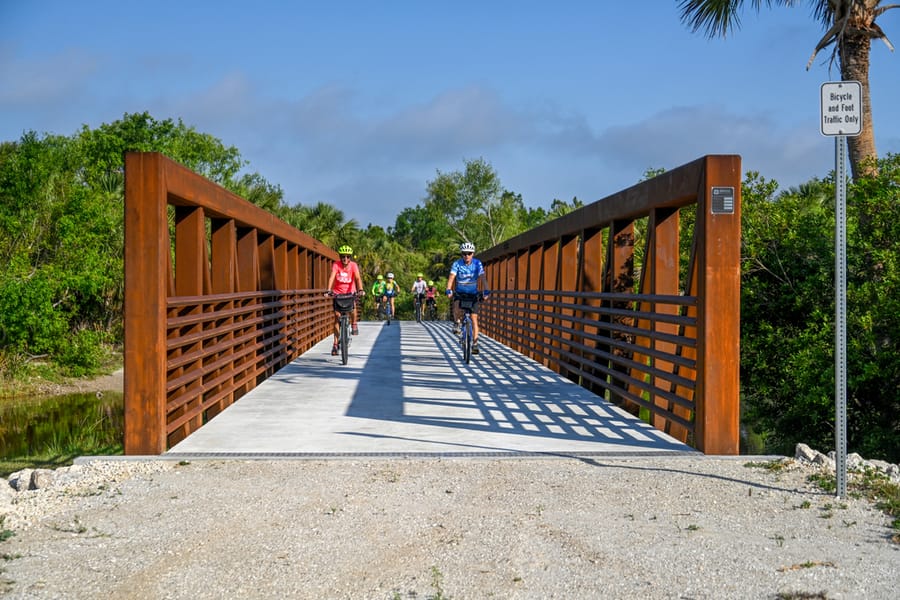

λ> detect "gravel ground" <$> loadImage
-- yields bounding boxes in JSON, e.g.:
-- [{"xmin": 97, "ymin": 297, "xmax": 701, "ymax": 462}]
[{"xmin": 1, "ymin": 456, "xmax": 897, "ymax": 599}]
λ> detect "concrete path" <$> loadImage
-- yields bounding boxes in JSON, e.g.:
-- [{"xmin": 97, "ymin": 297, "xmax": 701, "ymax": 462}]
[{"xmin": 167, "ymin": 321, "xmax": 697, "ymax": 458}]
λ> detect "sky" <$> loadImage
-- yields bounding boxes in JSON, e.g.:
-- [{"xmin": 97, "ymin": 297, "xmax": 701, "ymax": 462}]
[{"xmin": 2, "ymin": 1, "xmax": 899, "ymax": 229}]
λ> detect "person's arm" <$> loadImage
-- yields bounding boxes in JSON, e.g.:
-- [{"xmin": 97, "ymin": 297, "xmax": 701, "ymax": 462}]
[
  {"xmin": 446, "ymin": 273, "xmax": 456, "ymax": 296},
  {"xmin": 478, "ymin": 273, "xmax": 490, "ymax": 298},
  {"xmin": 477, "ymin": 260, "xmax": 489, "ymax": 297},
  {"xmin": 353, "ymin": 263, "xmax": 364, "ymax": 295},
  {"xmin": 325, "ymin": 264, "xmax": 337, "ymax": 293}
]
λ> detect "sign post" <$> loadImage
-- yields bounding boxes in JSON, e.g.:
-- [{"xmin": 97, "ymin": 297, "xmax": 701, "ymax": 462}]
[{"xmin": 820, "ymin": 80, "xmax": 861, "ymax": 499}]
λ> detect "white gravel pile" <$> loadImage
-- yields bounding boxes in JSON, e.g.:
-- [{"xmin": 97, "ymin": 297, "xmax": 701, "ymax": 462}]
[{"xmin": 1, "ymin": 453, "xmax": 897, "ymax": 599}]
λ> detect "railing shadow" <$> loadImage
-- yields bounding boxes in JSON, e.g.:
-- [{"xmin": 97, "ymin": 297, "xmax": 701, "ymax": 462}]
[{"xmin": 341, "ymin": 321, "xmax": 693, "ymax": 453}]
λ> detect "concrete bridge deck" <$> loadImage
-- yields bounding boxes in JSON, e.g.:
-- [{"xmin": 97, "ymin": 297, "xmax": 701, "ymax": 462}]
[{"xmin": 167, "ymin": 321, "xmax": 698, "ymax": 458}]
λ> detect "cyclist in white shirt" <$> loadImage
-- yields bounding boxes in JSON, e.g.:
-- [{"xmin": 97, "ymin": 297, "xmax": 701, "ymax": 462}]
[{"xmin": 411, "ymin": 272, "xmax": 428, "ymax": 312}]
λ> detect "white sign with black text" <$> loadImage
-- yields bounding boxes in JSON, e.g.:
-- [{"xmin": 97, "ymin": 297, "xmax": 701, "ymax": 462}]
[{"xmin": 820, "ymin": 81, "xmax": 862, "ymax": 137}]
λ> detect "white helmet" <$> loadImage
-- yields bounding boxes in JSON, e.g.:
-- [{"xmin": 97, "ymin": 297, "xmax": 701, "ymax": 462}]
[
  {"xmin": 387, "ymin": 272, "xmax": 394, "ymax": 279},
  {"xmin": 460, "ymin": 241, "xmax": 475, "ymax": 253}
]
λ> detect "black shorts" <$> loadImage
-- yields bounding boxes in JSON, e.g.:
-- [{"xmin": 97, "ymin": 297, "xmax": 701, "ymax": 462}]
[{"xmin": 454, "ymin": 293, "xmax": 480, "ymax": 315}]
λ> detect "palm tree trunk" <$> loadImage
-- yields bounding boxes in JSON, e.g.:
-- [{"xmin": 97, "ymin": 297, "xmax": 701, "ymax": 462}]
[{"xmin": 840, "ymin": 27, "xmax": 877, "ymax": 179}]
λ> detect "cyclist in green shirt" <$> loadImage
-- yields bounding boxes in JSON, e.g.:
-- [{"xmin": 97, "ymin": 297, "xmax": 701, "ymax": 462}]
[{"xmin": 371, "ymin": 274, "xmax": 387, "ymax": 315}]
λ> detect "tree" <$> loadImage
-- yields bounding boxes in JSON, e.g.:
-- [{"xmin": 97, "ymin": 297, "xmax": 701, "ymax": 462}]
[
  {"xmin": 678, "ymin": 0, "xmax": 898, "ymax": 179},
  {"xmin": 391, "ymin": 203, "xmax": 455, "ymax": 254},
  {"xmin": 0, "ymin": 113, "xmax": 279, "ymax": 377},
  {"xmin": 739, "ymin": 156, "xmax": 900, "ymax": 462},
  {"xmin": 424, "ymin": 157, "xmax": 504, "ymax": 249},
  {"xmin": 231, "ymin": 172, "xmax": 286, "ymax": 216},
  {"xmin": 77, "ymin": 111, "xmax": 247, "ymax": 190},
  {"xmin": 284, "ymin": 202, "xmax": 359, "ymax": 249}
]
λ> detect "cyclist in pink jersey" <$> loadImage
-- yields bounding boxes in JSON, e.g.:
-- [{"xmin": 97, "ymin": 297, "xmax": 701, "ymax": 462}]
[{"xmin": 325, "ymin": 245, "xmax": 364, "ymax": 355}]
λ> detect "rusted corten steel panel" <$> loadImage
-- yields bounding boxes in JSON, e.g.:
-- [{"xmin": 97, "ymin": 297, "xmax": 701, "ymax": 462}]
[
  {"xmin": 607, "ymin": 221, "xmax": 637, "ymax": 412},
  {"xmin": 287, "ymin": 245, "xmax": 299, "ymax": 289},
  {"xmin": 694, "ymin": 158, "xmax": 741, "ymax": 454},
  {"xmin": 578, "ymin": 228, "xmax": 605, "ymax": 396},
  {"xmin": 518, "ymin": 252, "xmax": 530, "ymax": 355},
  {"xmin": 560, "ymin": 236, "xmax": 579, "ymax": 369},
  {"xmin": 526, "ymin": 246, "xmax": 542, "ymax": 359},
  {"xmin": 208, "ymin": 218, "xmax": 238, "ymax": 420},
  {"xmin": 211, "ymin": 220, "xmax": 237, "ymax": 293},
  {"xmin": 478, "ymin": 155, "xmax": 741, "ymax": 455},
  {"xmin": 540, "ymin": 242, "xmax": 559, "ymax": 369},
  {"xmin": 124, "ymin": 153, "xmax": 169, "ymax": 455},
  {"xmin": 124, "ymin": 152, "xmax": 339, "ymax": 454},
  {"xmin": 653, "ymin": 208, "xmax": 690, "ymax": 440}
]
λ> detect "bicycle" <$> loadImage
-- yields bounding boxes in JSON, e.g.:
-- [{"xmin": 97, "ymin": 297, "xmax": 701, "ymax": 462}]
[
  {"xmin": 382, "ymin": 293, "xmax": 393, "ymax": 326},
  {"xmin": 375, "ymin": 295, "xmax": 387, "ymax": 322},
  {"xmin": 425, "ymin": 298, "xmax": 437, "ymax": 321},
  {"xmin": 329, "ymin": 292, "xmax": 358, "ymax": 365},
  {"xmin": 454, "ymin": 292, "xmax": 481, "ymax": 364},
  {"xmin": 414, "ymin": 293, "xmax": 424, "ymax": 323}
]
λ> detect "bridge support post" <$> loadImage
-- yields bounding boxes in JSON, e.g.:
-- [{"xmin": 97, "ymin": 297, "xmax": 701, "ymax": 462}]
[
  {"xmin": 124, "ymin": 153, "xmax": 168, "ymax": 454},
  {"xmin": 694, "ymin": 156, "xmax": 741, "ymax": 454}
]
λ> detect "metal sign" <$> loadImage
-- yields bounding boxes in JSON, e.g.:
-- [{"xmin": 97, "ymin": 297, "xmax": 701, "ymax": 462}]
[
  {"xmin": 819, "ymin": 81, "xmax": 857, "ymax": 496},
  {"xmin": 820, "ymin": 81, "xmax": 862, "ymax": 137},
  {"xmin": 711, "ymin": 187, "xmax": 735, "ymax": 214}
]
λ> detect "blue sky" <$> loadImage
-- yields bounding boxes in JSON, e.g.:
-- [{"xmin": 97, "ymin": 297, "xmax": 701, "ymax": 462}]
[{"xmin": 2, "ymin": 1, "xmax": 898, "ymax": 228}]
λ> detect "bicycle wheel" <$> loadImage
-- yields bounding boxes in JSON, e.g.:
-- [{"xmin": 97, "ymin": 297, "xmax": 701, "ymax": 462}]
[
  {"xmin": 340, "ymin": 316, "xmax": 349, "ymax": 365},
  {"xmin": 462, "ymin": 316, "xmax": 473, "ymax": 364},
  {"xmin": 415, "ymin": 301, "xmax": 421, "ymax": 323},
  {"xmin": 386, "ymin": 302, "xmax": 391, "ymax": 325}
]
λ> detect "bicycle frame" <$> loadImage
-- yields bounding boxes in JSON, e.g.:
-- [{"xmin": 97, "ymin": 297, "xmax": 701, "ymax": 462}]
[
  {"xmin": 332, "ymin": 293, "xmax": 357, "ymax": 365},
  {"xmin": 455, "ymin": 293, "xmax": 479, "ymax": 364},
  {"xmin": 414, "ymin": 294, "xmax": 424, "ymax": 323},
  {"xmin": 339, "ymin": 313, "xmax": 350, "ymax": 364},
  {"xmin": 383, "ymin": 294, "xmax": 393, "ymax": 325},
  {"xmin": 460, "ymin": 311, "xmax": 474, "ymax": 363}
]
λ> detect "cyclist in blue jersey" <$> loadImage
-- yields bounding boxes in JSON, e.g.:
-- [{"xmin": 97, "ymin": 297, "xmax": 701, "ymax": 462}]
[{"xmin": 446, "ymin": 241, "xmax": 490, "ymax": 355}]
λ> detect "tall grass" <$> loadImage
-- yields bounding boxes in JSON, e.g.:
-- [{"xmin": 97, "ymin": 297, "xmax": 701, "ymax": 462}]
[{"xmin": 0, "ymin": 391, "xmax": 123, "ymax": 477}]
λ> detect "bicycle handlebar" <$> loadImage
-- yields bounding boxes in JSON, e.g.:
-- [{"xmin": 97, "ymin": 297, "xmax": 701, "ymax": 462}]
[
  {"xmin": 326, "ymin": 290, "xmax": 365, "ymax": 298},
  {"xmin": 445, "ymin": 290, "xmax": 490, "ymax": 300}
]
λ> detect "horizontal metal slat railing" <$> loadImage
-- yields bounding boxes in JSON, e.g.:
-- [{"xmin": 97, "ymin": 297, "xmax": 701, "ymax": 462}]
[
  {"xmin": 481, "ymin": 290, "xmax": 698, "ymax": 432},
  {"xmin": 479, "ymin": 155, "xmax": 741, "ymax": 454},
  {"xmin": 162, "ymin": 290, "xmax": 332, "ymax": 438},
  {"xmin": 124, "ymin": 153, "xmax": 337, "ymax": 454}
]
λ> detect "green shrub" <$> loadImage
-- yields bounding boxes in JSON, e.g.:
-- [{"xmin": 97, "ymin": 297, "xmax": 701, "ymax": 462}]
[{"xmin": 54, "ymin": 329, "xmax": 106, "ymax": 377}]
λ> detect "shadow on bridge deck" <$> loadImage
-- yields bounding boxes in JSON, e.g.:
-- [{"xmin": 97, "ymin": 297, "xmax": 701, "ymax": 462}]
[{"xmin": 166, "ymin": 321, "xmax": 698, "ymax": 459}]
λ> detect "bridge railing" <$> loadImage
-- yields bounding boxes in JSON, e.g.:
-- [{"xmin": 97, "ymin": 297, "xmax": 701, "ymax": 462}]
[
  {"xmin": 123, "ymin": 152, "xmax": 337, "ymax": 454},
  {"xmin": 479, "ymin": 155, "xmax": 741, "ymax": 454}
]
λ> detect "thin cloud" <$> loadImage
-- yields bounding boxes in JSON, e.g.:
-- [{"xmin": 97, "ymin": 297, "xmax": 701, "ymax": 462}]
[
  {"xmin": 303, "ymin": 172, "xmax": 424, "ymax": 228},
  {"xmin": 373, "ymin": 86, "xmax": 526, "ymax": 159},
  {"xmin": 0, "ymin": 45, "xmax": 98, "ymax": 106},
  {"xmin": 598, "ymin": 106, "xmax": 829, "ymax": 189}
]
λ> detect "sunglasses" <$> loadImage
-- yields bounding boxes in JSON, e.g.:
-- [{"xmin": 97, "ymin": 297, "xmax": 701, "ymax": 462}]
[{"xmin": 461, "ymin": 252, "xmax": 473, "ymax": 256}]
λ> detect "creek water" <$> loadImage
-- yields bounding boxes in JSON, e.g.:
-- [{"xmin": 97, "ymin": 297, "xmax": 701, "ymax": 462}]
[{"xmin": 0, "ymin": 391, "xmax": 124, "ymax": 459}]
